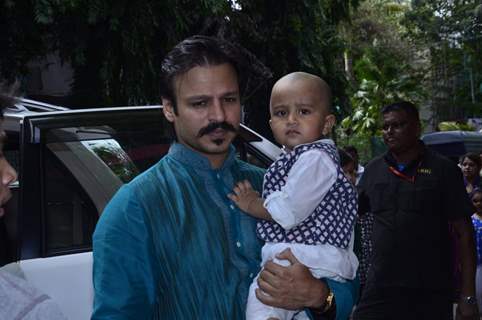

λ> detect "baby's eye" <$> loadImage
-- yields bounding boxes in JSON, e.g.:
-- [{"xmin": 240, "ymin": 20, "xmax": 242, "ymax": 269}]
[
  {"xmin": 299, "ymin": 108, "xmax": 311, "ymax": 115},
  {"xmin": 273, "ymin": 110, "xmax": 287, "ymax": 117}
]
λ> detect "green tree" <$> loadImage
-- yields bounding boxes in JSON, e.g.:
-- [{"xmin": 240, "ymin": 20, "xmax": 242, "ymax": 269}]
[
  {"xmin": 338, "ymin": 0, "xmax": 427, "ymax": 158},
  {"xmin": 1, "ymin": 0, "xmax": 360, "ymax": 138},
  {"xmin": 402, "ymin": 0, "xmax": 482, "ymax": 122}
]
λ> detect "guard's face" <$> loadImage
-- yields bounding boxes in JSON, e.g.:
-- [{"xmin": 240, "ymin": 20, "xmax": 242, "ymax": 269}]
[
  {"xmin": 382, "ymin": 110, "xmax": 420, "ymax": 154},
  {"xmin": 162, "ymin": 64, "xmax": 241, "ymax": 167},
  {"xmin": 0, "ymin": 129, "xmax": 17, "ymax": 217}
]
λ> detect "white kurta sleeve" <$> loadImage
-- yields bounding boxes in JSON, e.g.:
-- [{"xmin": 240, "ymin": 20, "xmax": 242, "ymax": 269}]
[{"xmin": 264, "ymin": 149, "xmax": 337, "ymax": 230}]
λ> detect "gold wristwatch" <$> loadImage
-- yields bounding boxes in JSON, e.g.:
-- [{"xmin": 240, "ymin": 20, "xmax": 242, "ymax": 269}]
[{"xmin": 322, "ymin": 287, "xmax": 335, "ymax": 312}]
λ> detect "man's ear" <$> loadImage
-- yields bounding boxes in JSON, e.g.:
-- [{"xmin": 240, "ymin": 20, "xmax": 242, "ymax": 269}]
[
  {"xmin": 162, "ymin": 98, "xmax": 175, "ymax": 123},
  {"xmin": 322, "ymin": 114, "xmax": 336, "ymax": 136}
]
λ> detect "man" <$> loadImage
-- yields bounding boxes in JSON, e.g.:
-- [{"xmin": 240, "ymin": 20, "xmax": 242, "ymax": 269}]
[
  {"xmin": 92, "ymin": 36, "xmax": 357, "ymax": 319},
  {"xmin": 353, "ymin": 101, "xmax": 479, "ymax": 320}
]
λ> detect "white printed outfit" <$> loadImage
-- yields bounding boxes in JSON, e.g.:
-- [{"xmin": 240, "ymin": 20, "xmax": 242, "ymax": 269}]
[{"xmin": 246, "ymin": 139, "xmax": 359, "ymax": 320}]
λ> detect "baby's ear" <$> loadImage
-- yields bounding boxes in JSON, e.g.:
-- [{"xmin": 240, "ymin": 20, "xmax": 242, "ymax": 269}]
[{"xmin": 322, "ymin": 114, "xmax": 336, "ymax": 136}]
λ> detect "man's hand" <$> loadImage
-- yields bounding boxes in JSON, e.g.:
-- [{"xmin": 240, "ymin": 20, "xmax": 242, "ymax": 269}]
[
  {"xmin": 256, "ymin": 248, "xmax": 328, "ymax": 310},
  {"xmin": 228, "ymin": 180, "xmax": 260, "ymax": 212},
  {"xmin": 455, "ymin": 302, "xmax": 479, "ymax": 320}
]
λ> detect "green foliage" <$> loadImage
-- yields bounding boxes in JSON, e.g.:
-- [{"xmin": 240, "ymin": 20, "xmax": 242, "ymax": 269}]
[
  {"xmin": 402, "ymin": 0, "xmax": 482, "ymax": 122},
  {"xmin": 339, "ymin": 0, "xmax": 427, "ymax": 158},
  {"xmin": 1, "ymin": 0, "xmax": 360, "ymax": 125},
  {"xmin": 438, "ymin": 121, "xmax": 475, "ymax": 132}
]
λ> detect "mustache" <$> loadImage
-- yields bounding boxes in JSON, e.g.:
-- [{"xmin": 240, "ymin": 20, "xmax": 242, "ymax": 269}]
[{"xmin": 197, "ymin": 121, "xmax": 237, "ymax": 137}]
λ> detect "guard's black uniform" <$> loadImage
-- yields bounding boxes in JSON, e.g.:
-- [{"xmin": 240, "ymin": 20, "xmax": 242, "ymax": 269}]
[{"xmin": 353, "ymin": 143, "xmax": 473, "ymax": 320}]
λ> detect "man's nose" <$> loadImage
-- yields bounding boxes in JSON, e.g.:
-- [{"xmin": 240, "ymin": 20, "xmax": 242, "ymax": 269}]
[
  {"xmin": 1, "ymin": 161, "xmax": 17, "ymax": 185},
  {"xmin": 208, "ymin": 100, "xmax": 226, "ymax": 122}
]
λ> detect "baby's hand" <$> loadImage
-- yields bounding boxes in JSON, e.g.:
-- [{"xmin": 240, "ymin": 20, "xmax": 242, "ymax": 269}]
[{"xmin": 228, "ymin": 180, "xmax": 260, "ymax": 212}]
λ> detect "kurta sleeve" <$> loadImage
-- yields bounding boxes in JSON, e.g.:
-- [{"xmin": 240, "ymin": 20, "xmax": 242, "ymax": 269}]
[
  {"xmin": 92, "ymin": 185, "xmax": 158, "ymax": 320},
  {"xmin": 264, "ymin": 149, "xmax": 337, "ymax": 230}
]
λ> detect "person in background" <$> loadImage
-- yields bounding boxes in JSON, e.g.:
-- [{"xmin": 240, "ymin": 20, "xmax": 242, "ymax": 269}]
[
  {"xmin": 339, "ymin": 148, "xmax": 357, "ymax": 185},
  {"xmin": 343, "ymin": 146, "xmax": 373, "ymax": 296},
  {"xmin": 470, "ymin": 189, "xmax": 482, "ymax": 312},
  {"xmin": 343, "ymin": 145, "xmax": 364, "ymax": 185},
  {"xmin": 229, "ymin": 72, "xmax": 359, "ymax": 320},
  {"xmin": 353, "ymin": 101, "xmax": 478, "ymax": 320},
  {"xmin": 460, "ymin": 152, "xmax": 482, "ymax": 195},
  {"xmin": 92, "ymin": 37, "xmax": 358, "ymax": 320}
]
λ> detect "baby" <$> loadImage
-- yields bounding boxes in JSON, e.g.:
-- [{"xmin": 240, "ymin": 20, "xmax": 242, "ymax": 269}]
[{"xmin": 229, "ymin": 72, "xmax": 358, "ymax": 320}]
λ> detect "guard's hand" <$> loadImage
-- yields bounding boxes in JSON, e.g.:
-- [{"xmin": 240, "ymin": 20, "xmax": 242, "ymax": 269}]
[
  {"xmin": 256, "ymin": 248, "xmax": 328, "ymax": 310},
  {"xmin": 456, "ymin": 302, "xmax": 479, "ymax": 320},
  {"xmin": 228, "ymin": 180, "xmax": 259, "ymax": 212}
]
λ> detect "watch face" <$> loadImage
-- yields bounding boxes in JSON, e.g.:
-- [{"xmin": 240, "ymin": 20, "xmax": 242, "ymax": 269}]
[{"xmin": 463, "ymin": 296, "xmax": 477, "ymax": 305}]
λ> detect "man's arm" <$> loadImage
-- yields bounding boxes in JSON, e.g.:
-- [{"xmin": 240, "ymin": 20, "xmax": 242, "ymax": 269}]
[
  {"xmin": 256, "ymin": 249, "xmax": 358, "ymax": 320},
  {"xmin": 443, "ymin": 162, "xmax": 479, "ymax": 319},
  {"xmin": 92, "ymin": 186, "xmax": 157, "ymax": 319},
  {"xmin": 451, "ymin": 217, "xmax": 479, "ymax": 319}
]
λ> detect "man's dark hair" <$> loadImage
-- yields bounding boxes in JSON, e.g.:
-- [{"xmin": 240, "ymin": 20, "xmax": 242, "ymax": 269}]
[
  {"xmin": 381, "ymin": 101, "xmax": 420, "ymax": 121},
  {"xmin": 0, "ymin": 84, "xmax": 17, "ymax": 117},
  {"xmin": 160, "ymin": 35, "xmax": 271, "ymax": 114},
  {"xmin": 462, "ymin": 152, "xmax": 482, "ymax": 170}
]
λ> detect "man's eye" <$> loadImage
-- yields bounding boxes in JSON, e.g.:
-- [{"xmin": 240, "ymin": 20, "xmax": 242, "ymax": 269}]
[
  {"xmin": 191, "ymin": 100, "xmax": 207, "ymax": 108},
  {"xmin": 224, "ymin": 96, "xmax": 237, "ymax": 103}
]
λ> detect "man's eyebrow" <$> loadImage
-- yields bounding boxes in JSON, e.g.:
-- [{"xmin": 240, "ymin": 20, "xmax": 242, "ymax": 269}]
[{"xmin": 222, "ymin": 91, "xmax": 239, "ymax": 96}]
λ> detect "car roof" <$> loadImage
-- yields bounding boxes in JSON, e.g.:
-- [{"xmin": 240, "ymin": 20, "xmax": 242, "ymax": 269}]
[{"xmin": 421, "ymin": 130, "xmax": 482, "ymax": 144}]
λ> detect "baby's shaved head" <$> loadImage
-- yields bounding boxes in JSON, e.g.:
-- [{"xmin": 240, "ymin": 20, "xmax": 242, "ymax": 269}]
[{"xmin": 271, "ymin": 72, "xmax": 332, "ymax": 112}]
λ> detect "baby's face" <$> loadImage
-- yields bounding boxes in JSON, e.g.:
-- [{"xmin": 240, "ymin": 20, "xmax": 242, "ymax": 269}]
[
  {"xmin": 269, "ymin": 79, "xmax": 332, "ymax": 151},
  {"xmin": 472, "ymin": 192, "xmax": 482, "ymax": 214}
]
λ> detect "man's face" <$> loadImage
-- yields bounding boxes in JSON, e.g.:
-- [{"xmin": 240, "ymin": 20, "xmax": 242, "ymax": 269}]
[
  {"xmin": 382, "ymin": 110, "xmax": 420, "ymax": 154},
  {"xmin": 162, "ymin": 63, "xmax": 241, "ymax": 167},
  {"xmin": 0, "ymin": 129, "xmax": 17, "ymax": 217},
  {"xmin": 269, "ymin": 79, "xmax": 334, "ymax": 151}
]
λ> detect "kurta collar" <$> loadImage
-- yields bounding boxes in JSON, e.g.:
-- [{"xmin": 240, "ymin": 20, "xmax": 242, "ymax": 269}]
[{"xmin": 168, "ymin": 142, "xmax": 237, "ymax": 171}]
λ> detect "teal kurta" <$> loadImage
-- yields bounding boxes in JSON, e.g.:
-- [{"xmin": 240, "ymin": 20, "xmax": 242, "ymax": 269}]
[{"xmin": 92, "ymin": 143, "xmax": 358, "ymax": 320}]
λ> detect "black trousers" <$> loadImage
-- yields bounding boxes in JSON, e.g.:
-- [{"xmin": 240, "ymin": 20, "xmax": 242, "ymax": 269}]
[{"xmin": 352, "ymin": 284, "xmax": 453, "ymax": 320}]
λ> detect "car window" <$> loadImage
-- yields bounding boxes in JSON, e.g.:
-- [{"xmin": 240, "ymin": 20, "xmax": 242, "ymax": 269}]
[{"xmin": 41, "ymin": 121, "xmax": 171, "ymax": 255}]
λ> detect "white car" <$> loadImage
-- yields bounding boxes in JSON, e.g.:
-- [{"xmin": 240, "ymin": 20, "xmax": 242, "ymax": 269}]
[{"xmin": 1, "ymin": 100, "xmax": 281, "ymax": 320}]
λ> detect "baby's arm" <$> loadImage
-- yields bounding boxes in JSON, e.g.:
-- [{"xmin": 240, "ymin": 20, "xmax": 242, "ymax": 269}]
[{"xmin": 228, "ymin": 180, "xmax": 272, "ymax": 221}]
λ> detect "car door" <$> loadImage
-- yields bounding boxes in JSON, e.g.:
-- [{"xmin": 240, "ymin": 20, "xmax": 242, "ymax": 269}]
[
  {"xmin": 18, "ymin": 106, "xmax": 172, "ymax": 260},
  {"xmin": 15, "ymin": 106, "xmax": 281, "ymax": 261}
]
